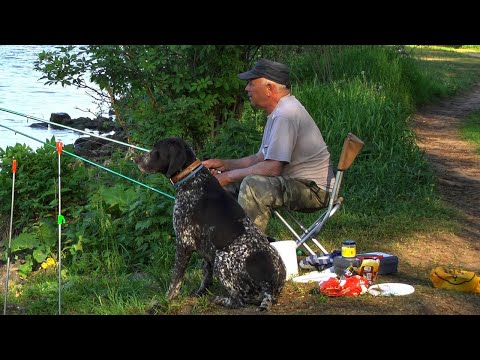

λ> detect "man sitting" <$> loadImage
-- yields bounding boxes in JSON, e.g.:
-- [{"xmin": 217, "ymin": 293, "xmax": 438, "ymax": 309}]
[{"xmin": 203, "ymin": 58, "xmax": 334, "ymax": 233}]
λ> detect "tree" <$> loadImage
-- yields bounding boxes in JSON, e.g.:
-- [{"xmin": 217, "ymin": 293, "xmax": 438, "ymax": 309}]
[{"xmin": 34, "ymin": 45, "xmax": 262, "ymax": 150}]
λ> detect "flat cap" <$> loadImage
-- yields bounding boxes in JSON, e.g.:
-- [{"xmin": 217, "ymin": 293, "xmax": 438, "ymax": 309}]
[{"xmin": 238, "ymin": 58, "xmax": 290, "ymax": 87}]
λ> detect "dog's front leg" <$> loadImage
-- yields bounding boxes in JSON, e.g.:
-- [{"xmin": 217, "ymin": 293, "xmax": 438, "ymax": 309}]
[
  {"xmin": 192, "ymin": 237, "xmax": 215, "ymax": 296},
  {"xmin": 167, "ymin": 242, "xmax": 193, "ymax": 300},
  {"xmin": 192, "ymin": 258, "xmax": 214, "ymax": 297}
]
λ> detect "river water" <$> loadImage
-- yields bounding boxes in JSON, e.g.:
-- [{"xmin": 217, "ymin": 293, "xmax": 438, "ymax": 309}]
[{"xmin": 0, "ymin": 45, "xmax": 102, "ymax": 151}]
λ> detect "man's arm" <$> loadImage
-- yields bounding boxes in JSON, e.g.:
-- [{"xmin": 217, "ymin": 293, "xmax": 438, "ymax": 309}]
[
  {"xmin": 202, "ymin": 151, "xmax": 264, "ymax": 172},
  {"xmin": 214, "ymin": 159, "xmax": 284, "ymax": 187}
]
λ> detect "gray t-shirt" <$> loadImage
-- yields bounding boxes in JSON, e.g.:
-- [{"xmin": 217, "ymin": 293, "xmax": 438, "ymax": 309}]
[{"xmin": 259, "ymin": 95, "xmax": 334, "ymax": 192}]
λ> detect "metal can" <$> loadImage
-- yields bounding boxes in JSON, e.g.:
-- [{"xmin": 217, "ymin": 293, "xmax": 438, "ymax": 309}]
[{"xmin": 341, "ymin": 240, "xmax": 356, "ymax": 258}]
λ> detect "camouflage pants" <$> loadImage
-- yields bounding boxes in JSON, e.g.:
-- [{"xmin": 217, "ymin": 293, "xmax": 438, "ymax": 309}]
[{"xmin": 225, "ymin": 175, "xmax": 330, "ymax": 233}]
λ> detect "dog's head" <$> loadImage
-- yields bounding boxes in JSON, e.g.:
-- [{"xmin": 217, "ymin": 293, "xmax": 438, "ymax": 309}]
[{"xmin": 135, "ymin": 137, "xmax": 196, "ymax": 177}]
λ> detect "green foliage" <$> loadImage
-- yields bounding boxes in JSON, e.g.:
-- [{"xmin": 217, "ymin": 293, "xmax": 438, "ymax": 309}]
[
  {"xmin": 292, "ymin": 75, "xmax": 433, "ymax": 215},
  {"xmin": 34, "ymin": 45, "xmax": 262, "ymax": 152},
  {"xmin": 199, "ymin": 111, "xmax": 263, "ymax": 159},
  {"xmin": 460, "ymin": 45, "xmax": 480, "ymax": 51},
  {"xmin": 0, "ymin": 140, "xmax": 93, "ymax": 276},
  {"xmin": 7, "ymin": 44, "xmax": 480, "ymax": 314},
  {"xmin": 5, "ymin": 217, "xmax": 57, "ymax": 278},
  {"xmin": 64, "ymin": 181, "xmax": 175, "ymax": 274},
  {"xmin": 409, "ymin": 46, "xmax": 480, "ymax": 104},
  {"xmin": 0, "ymin": 139, "xmax": 91, "ymax": 229}
]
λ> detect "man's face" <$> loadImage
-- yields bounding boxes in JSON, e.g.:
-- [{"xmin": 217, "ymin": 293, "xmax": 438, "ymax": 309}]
[{"xmin": 244, "ymin": 78, "xmax": 269, "ymax": 109}]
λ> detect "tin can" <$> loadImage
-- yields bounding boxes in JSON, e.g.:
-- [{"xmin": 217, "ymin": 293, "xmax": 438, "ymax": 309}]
[{"xmin": 341, "ymin": 240, "xmax": 356, "ymax": 258}]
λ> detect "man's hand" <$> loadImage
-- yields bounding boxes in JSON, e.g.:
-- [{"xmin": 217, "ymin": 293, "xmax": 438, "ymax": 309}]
[
  {"xmin": 212, "ymin": 171, "xmax": 232, "ymax": 187},
  {"xmin": 202, "ymin": 158, "xmax": 227, "ymax": 173},
  {"xmin": 203, "ymin": 158, "xmax": 283, "ymax": 187}
]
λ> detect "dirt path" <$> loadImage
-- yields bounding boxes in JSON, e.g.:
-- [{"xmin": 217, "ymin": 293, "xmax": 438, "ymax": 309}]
[{"xmin": 411, "ymin": 84, "xmax": 480, "ymax": 272}]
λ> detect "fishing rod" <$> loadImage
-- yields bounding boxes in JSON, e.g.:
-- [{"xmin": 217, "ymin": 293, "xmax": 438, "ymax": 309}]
[
  {"xmin": 56, "ymin": 142, "xmax": 64, "ymax": 315},
  {"xmin": 0, "ymin": 123, "xmax": 175, "ymax": 200},
  {"xmin": 0, "ymin": 107, "xmax": 149, "ymax": 152},
  {"xmin": 3, "ymin": 159, "xmax": 17, "ymax": 315}
]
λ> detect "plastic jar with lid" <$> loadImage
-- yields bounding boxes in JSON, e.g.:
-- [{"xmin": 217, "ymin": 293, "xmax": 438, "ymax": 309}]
[{"xmin": 341, "ymin": 240, "xmax": 356, "ymax": 258}]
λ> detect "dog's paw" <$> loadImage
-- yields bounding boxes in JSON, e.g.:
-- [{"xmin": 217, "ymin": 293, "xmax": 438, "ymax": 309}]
[
  {"xmin": 257, "ymin": 294, "xmax": 273, "ymax": 312},
  {"xmin": 256, "ymin": 303, "xmax": 271, "ymax": 312},
  {"xmin": 213, "ymin": 296, "xmax": 242, "ymax": 308},
  {"xmin": 213, "ymin": 296, "xmax": 232, "ymax": 307}
]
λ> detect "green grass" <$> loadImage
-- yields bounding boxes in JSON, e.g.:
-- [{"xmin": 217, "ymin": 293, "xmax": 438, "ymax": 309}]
[
  {"xmin": 6, "ymin": 249, "xmax": 219, "ymax": 315},
  {"xmin": 460, "ymin": 111, "xmax": 480, "ymax": 154},
  {"xmin": 267, "ymin": 46, "xmax": 480, "ymax": 257},
  {"xmin": 3, "ymin": 45, "xmax": 480, "ymax": 315},
  {"xmin": 266, "ymin": 46, "xmax": 466, "ymax": 252},
  {"xmin": 267, "ymin": 196, "xmax": 459, "ymax": 256},
  {"xmin": 13, "ymin": 270, "xmax": 160, "ymax": 315},
  {"xmin": 417, "ymin": 45, "xmax": 480, "ymax": 53},
  {"xmin": 408, "ymin": 46, "xmax": 480, "ymax": 102}
]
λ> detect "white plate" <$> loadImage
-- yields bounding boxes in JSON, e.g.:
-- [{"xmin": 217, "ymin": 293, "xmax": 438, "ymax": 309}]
[{"xmin": 367, "ymin": 283, "xmax": 415, "ymax": 296}]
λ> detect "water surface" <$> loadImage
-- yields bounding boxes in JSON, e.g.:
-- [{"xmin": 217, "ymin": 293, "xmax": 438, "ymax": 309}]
[{"xmin": 0, "ymin": 45, "xmax": 102, "ymax": 151}]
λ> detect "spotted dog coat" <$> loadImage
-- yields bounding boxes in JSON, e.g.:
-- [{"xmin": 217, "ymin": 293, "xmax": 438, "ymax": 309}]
[{"xmin": 135, "ymin": 137, "xmax": 286, "ymax": 311}]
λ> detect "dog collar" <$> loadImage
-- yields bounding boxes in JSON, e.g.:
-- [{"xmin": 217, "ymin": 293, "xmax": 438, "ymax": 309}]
[{"xmin": 170, "ymin": 160, "xmax": 204, "ymax": 189}]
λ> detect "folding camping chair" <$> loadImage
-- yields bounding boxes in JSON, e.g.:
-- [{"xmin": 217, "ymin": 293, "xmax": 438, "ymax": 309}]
[{"xmin": 272, "ymin": 133, "xmax": 364, "ymax": 256}]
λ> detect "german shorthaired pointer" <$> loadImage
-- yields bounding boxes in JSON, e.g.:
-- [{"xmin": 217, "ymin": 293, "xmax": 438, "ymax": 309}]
[{"xmin": 135, "ymin": 137, "xmax": 286, "ymax": 311}]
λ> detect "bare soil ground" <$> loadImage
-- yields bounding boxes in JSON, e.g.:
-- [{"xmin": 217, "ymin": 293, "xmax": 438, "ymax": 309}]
[
  {"xmin": 196, "ymin": 84, "xmax": 480, "ymax": 315},
  {"xmin": 411, "ymin": 84, "xmax": 480, "ymax": 272}
]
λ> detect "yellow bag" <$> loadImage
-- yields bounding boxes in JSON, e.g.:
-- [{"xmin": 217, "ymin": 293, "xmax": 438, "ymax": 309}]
[{"xmin": 430, "ymin": 267, "xmax": 480, "ymax": 293}]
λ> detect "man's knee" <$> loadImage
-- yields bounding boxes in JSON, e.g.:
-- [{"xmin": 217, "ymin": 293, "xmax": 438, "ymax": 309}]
[
  {"xmin": 239, "ymin": 175, "xmax": 281, "ymax": 203},
  {"xmin": 238, "ymin": 175, "xmax": 284, "ymax": 209},
  {"xmin": 239, "ymin": 175, "xmax": 266, "ymax": 196}
]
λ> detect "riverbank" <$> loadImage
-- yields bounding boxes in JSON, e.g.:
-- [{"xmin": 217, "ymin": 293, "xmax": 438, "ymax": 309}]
[{"xmin": 0, "ymin": 109, "xmax": 126, "ymax": 160}]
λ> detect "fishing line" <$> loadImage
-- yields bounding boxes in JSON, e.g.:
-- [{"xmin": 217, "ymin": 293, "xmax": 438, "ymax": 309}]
[
  {"xmin": 3, "ymin": 159, "xmax": 17, "ymax": 315},
  {"xmin": 0, "ymin": 123, "xmax": 175, "ymax": 200},
  {"xmin": 0, "ymin": 107, "xmax": 149, "ymax": 152}
]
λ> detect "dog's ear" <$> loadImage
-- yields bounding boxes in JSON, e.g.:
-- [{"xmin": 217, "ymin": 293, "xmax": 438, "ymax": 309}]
[{"xmin": 165, "ymin": 139, "xmax": 187, "ymax": 178}]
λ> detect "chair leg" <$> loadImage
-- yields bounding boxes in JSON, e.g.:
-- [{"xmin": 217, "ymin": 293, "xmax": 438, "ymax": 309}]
[
  {"xmin": 272, "ymin": 210, "xmax": 328, "ymax": 256},
  {"xmin": 310, "ymin": 238, "xmax": 329, "ymax": 255},
  {"xmin": 272, "ymin": 210, "xmax": 303, "ymax": 242},
  {"xmin": 301, "ymin": 242, "xmax": 317, "ymax": 256}
]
